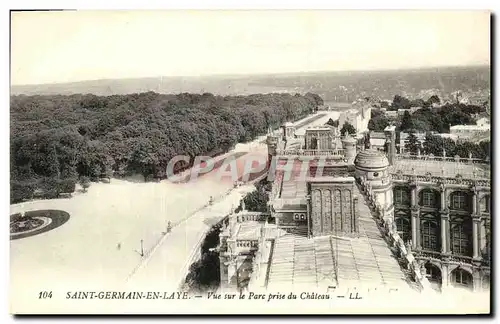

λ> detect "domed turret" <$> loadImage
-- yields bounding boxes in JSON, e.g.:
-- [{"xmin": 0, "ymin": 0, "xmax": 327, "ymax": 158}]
[
  {"xmin": 354, "ymin": 149, "xmax": 393, "ymax": 224},
  {"xmin": 354, "ymin": 149, "xmax": 390, "ymax": 171}
]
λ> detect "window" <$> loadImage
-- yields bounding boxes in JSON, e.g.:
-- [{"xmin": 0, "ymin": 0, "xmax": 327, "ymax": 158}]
[
  {"xmin": 310, "ymin": 137, "xmax": 318, "ymax": 150},
  {"xmin": 480, "ymin": 195, "xmax": 490, "ymax": 213},
  {"xmin": 422, "ymin": 190, "xmax": 436, "ymax": 207},
  {"xmin": 394, "ymin": 188, "xmax": 410, "ymax": 206},
  {"xmin": 453, "ymin": 269, "xmax": 472, "ymax": 286},
  {"xmin": 395, "ymin": 217, "xmax": 411, "ymax": 242},
  {"xmin": 451, "ymin": 192, "xmax": 467, "ymax": 210},
  {"xmin": 482, "ymin": 275, "xmax": 490, "ymax": 290},
  {"xmin": 425, "ymin": 263, "xmax": 441, "ymax": 282},
  {"xmin": 373, "ymin": 172, "xmax": 379, "ymax": 177},
  {"xmin": 421, "ymin": 221, "xmax": 439, "ymax": 251},
  {"xmin": 451, "ymin": 224, "xmax": 470, "ymax": 256}
]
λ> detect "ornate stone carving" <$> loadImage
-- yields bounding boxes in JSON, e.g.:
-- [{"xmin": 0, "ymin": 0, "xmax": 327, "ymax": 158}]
[
  {"xmin": 323, "ymin": 189, "xmax": 332, "ymax": 234},
  {"xmin": 312, "ymin": 189, "xmax": 322, "ymax": 235},
  {"xmin": 343, "ymin": 189, "xmax": 352, "ymax": 233},
  {"xmin": 333, "ymin": 189, "xmax": 342, "ymax": 234}
]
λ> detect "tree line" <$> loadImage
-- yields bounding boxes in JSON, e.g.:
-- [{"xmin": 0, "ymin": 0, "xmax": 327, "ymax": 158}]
[{"xmin": 11, "ymin": 92, "xmax": 323, "ymax": 203}]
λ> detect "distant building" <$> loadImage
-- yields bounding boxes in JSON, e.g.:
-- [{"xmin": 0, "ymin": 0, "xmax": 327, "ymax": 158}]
[
  {"xmin": 337, "ymin": 102, "xmax": 371, "ymax": 135},
  {"xmin": 450, "ymin": 124, "xmax": 490, "ymax": 141},
  {"xmin": 369, "ymin": 131, "xmax": 387, "ymax": 151},
  {"xmin": 385, "ymin": 111, "xmax": 398, "ymax": 119},
  {"xmin": 475, "ymin": 117, "xmax": 490, "ymax": 127},
  {"xmin": 410, "ymin": 106, "xmax": 422, "ymax": 114},
  {"xmin": 397, "ymin": 109, "xmax": 412, "ymax": 116},
  {"xmin": 433, "ymin": 133, "xmax": 459, "ymax": 142}
]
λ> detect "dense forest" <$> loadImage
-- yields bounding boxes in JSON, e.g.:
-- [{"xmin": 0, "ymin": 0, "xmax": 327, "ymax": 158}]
[{"xmin": 11, "ymin": 92, "xmax": 323, "ymax": 203}]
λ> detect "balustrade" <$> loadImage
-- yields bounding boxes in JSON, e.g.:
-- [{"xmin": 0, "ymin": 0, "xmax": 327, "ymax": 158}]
[
  {"xmin": 276, "ymin": 149, "xmax": 345, "ymax": 157},
  {"xmin": 395, "ymin": 154, "xmax": 488, "ymax": 165},
  {"xmin": 237, "ymin": 213, "xmax": 269, "ymax": 223},
  {"xmin": 391, "ymin": 173, "xmax": 490, "ymax": 186},
  {"xmin": 236, "ymin": 240, "xmax": 259, "ymax": 249}
]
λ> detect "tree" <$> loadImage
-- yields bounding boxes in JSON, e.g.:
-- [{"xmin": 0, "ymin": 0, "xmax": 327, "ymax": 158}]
[
  {"xmin": 368, "ymin": 110, "xmax": 390, "ymax": 131},
  {"xmin": 79, "ymin": 176, "xmax": 91, "ymax": 192},
  {"xmin": 326, "ymin": 118, "xmax": 339, "ymax": 128},
  {"xmin": 10, "ymin": 92, "xmax": 323, "ymax": 201},
  {"xmin": 390, "ymin": 95, "xmax": 411, "ymax": 111},
  {"xmin": 400, "ymin": 111, "xmax": 413, "ymax": 132},
  {"xmin": 405, "ymin": 133, "xmax": 421, "ymax": 155},
  {"xmin": 340, "ymin": 122, "xmax": 356, "ymax": 136},
  {"xmin": 427, "ymin": 95, "xmax": 441, "ymax": 106}
]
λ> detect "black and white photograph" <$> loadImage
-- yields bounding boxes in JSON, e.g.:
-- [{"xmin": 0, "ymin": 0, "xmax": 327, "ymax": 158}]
[{"xmin": 8, "ymin": 9, "xmax": 491, "ymax": 315}]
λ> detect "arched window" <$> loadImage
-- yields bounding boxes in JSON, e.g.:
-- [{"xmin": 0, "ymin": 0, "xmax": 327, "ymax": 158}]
[
  {"xmin": 452, "ymin": 268, "xmax": 473, "ymax": 288},
  {"xmin": 450, "ymin": 191, "xmax": 468, "ymax": 211},
  {"xmin": 482, "ymin": 275, "xmax": 490, "ymax": 290},
  {"xmin": 310, "ymin": 137, "xmax": 318, "ymax": 150},
  {"xmin": 421, "ymin": 221, "xmax": 439, "ymax": 251},
  {"xmin": 451, "ymin": 223, "xmax": 471, "ymax": 256},
  {"xmin": 425, "ymin": 263, "xmax": 441, "ymax": 282},
  {"xmin": 480, "ymin": 195, "xmax": 490, "ymax": 213},
  {"xmin": 394, "ymin": 187, "xmax": 410, "ymax": 206},
  {"xmin": 395, "ymin": 217, "xmax": 411, "ymax": 242}
]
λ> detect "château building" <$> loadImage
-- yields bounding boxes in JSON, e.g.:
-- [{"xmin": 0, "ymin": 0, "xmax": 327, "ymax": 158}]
[{"xmin": 218, "ymin": 119, "xmax": 490, "ymax": 293}]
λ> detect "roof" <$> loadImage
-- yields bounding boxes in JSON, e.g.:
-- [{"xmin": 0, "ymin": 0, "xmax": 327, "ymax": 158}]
[
  {"xmin": 266, "ymin": 185, "xmax": 411, "ymax": 290},
  {"xmin": 354, "ymin": 149, "xmax": 389, "ymax": 169},
  {"xmin": 294, "ymin": 129, "xmax": 306, "ymax": 136},
  {"xmin": 450, "ymin": 125, "xmax": 490, "ymax": 130},
  {"xmin": 391, "ymin": 158, "xmax": 490, "ymax": 180},
  {"xmin": 370, "ymin": 138, "xmax": 386, "ymax": 147},
  {"xmin": 400, "ymin": 132, "xmax": 426, "ymax": 141},
  {"xmin": 370, "ymin": 131, "xmax": 386, "ymax": 139},
  {"xmin": 307, "ymin": 176, "xmax": 355, "ymax": 183},
  {"xmin": 283, "ymin": 122, "xmax": 294, "ymax": 127}
]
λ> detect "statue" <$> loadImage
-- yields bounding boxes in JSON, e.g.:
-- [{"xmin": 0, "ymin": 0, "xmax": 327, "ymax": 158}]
[
  {"xmin": 241, "ymin": 199, "xmax": 246, "ymax": 212},
  {"xmin": 166, "ymin": 221, "xmax": 172, "ymax": 233},
  {"xmin": 419, "ymin": 262, "xmax": 427, "ymax": 277},
  {"xmin": 406, "ymin": 240, "xmax": 412, "ymax": 253},
  {"xmin": 385, "ymin": 218, "xmax": 393, "ymax": 233}
]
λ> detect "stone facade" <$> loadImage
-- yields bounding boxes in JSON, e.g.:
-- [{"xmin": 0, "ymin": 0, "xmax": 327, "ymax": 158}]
[
  {"xmin": 392, "ymin": 171, "xmax": 491, "ymax": 292},
  {"xmin": 308, "ymin": 179, "xmax": 358, "ymax": 237}
]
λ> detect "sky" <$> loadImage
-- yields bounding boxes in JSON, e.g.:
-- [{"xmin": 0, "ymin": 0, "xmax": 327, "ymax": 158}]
[{"xmin": 11, "ymin": 10, "xmax": 491, "ymax": 85}]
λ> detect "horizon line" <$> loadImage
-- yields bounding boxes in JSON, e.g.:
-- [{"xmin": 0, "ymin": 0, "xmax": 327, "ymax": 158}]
[{"xmin": 10, "ymin": 63, "xmax": 490, "ymax": 88}]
